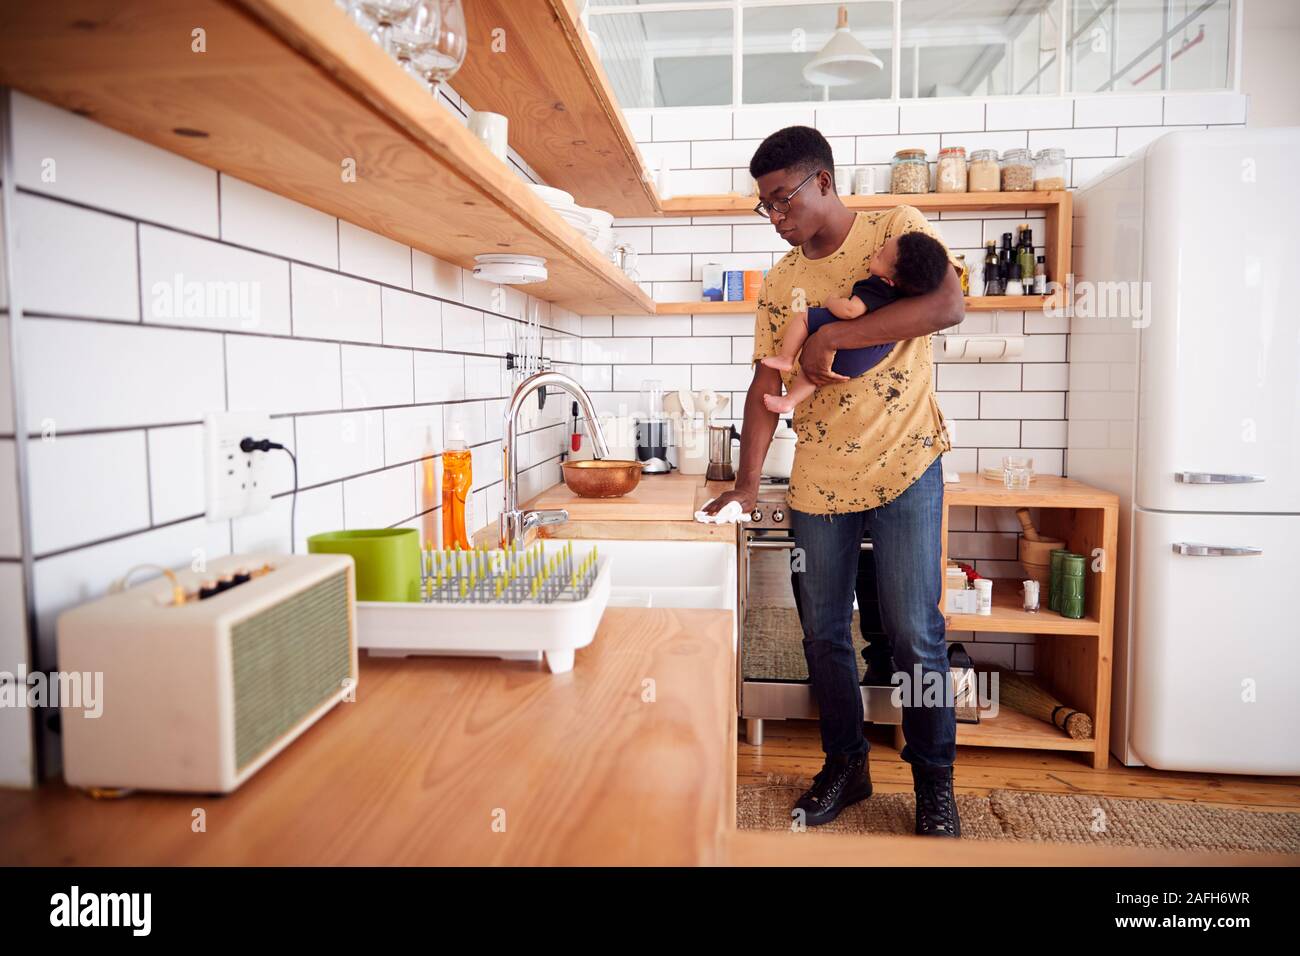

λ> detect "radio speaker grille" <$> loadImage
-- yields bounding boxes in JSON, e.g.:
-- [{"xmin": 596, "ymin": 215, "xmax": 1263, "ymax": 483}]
[{"xmin": 231, "ymin": 570, "xmax": 352, "ymax": 771}]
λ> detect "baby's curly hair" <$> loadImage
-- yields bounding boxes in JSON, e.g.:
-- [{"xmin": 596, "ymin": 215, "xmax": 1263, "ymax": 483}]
[{"xmin": 893, "ymin": 232, "xmax": 951, "ymax": 296}]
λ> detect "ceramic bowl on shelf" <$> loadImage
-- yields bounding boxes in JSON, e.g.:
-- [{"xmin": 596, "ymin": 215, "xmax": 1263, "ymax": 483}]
[{"xmin": 529, "ymin": 183, "xmax": 576, "ymax": 208}]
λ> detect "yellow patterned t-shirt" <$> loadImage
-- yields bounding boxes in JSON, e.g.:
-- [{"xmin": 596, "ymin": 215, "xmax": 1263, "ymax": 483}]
[{"xmin": 752, "ymin": 206, "xmax": 955, "ymax": 514}]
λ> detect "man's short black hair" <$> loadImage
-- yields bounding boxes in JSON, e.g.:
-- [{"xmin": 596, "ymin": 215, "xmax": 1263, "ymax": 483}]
[
  {"xmin": 749, "ymin": 126, "xmax": 835, "ymax": 181},
  {"xmin": 892, "ymin": 232, "xmax": 951, "ymax": 296}
]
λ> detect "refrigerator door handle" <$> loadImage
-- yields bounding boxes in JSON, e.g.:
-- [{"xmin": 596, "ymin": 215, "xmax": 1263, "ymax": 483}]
[
  {"xmin": 1172, "ymin": 542, "xmax": 1264, "ymax": 557},
  {"xmin": 1174, "ymin": 471, "xmax": 1266, "ymax": 484}
]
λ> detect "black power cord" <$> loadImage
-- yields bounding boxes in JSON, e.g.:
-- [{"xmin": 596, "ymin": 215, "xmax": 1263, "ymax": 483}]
[{"xmin": 240, "ymin": 437, "xmax": 299, "ymax": 554}]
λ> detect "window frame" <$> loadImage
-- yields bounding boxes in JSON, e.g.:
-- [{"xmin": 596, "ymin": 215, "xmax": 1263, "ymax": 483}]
[{"xmin": 583, "ymin": 0, "xmax": 1242, "ymax": 107}]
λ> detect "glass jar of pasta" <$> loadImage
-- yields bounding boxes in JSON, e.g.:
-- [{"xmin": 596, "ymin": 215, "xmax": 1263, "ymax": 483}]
[
  {"xmin": 889, "ymin": 149, "xmax": 930, "ymax": 194},
  {"xmin": 1000, "ymin": 148, "xmax": 1033, "ymax": 191}
]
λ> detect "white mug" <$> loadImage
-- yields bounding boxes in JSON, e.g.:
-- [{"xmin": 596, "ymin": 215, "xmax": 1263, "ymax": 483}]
[{"xmin": 468, "ymin": 111, "xmax": 508, "ymax": 162}]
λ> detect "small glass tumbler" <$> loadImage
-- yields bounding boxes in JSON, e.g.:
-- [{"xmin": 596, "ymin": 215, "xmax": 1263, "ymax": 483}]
[
  {"xmin": 1002, "ymin": 455, "xmax": 1033, "ymax": 490},
  {"xmin": 1022, "ymin": 579, "xmax": 1040, "ymax": 612}
]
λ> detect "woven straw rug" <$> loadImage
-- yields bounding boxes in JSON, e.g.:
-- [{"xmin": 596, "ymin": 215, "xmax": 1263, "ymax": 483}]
[
  {"xmin": 738, "ymin": 774, "xmax": 1300, "ymax": 854},
  {"xmin": 743, "ymin": 607, "xmax": 872, "ymax": 681}
]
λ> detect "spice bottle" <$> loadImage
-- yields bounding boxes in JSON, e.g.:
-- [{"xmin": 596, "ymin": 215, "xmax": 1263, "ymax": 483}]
[
  {"xmin": 1005, "ymin": 262, "xmax": 1024, "ymax": 296},
  {"xmin": 1033, "ymin": 256, "xmax": 1047, "ymax": 295}
]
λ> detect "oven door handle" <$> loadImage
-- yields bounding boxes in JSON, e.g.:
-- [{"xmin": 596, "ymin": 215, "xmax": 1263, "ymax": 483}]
[{"xmin": 746, "ymin": 539, "xmax": 873, "ymax": 551}]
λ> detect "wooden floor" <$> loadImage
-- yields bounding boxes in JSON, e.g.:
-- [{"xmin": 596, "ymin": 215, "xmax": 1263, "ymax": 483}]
[{"xmin": 739, "ymin": 720, "xmax": 1300, "ymax": 813}]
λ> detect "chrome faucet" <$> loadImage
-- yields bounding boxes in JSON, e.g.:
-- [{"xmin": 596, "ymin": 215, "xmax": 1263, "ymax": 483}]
[{"xmin": 500, "ymin": 370, "xmax": 609, "ymax": 548}]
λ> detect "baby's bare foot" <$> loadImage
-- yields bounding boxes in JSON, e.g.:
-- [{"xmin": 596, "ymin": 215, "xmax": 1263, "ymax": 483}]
[
  {"xmin": 761, "ymin": 355, "xmax": 794, "ymax": 371},
  {"xmin": 763, "ymin": 392, "xmax": 797, "ymax": 414}
]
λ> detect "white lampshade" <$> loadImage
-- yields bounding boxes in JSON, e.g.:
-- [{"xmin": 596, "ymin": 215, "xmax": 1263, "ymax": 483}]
[{"xmin": 802, "ymin": 6, "xmax": 884, "ymax": 87}]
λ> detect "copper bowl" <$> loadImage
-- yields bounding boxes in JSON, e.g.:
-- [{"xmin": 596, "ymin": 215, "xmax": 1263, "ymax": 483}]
[{"xmin": 561, "ymin": 459, "xmax": 643, "ymax": 498}]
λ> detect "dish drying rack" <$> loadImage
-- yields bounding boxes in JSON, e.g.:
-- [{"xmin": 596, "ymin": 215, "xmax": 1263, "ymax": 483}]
[
  {"xmin": 355, "ymin": 541, "xmax": 612, "ymax": 674},
  {"xmin": 421, "ymin": 541, "xmax": 596, "ymax": 604}
]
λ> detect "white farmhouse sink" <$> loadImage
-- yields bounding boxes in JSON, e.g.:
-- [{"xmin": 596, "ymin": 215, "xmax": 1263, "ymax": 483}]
[{"xmin": 582, "ymin": 538, "xmax": 736, "ymax": 615}]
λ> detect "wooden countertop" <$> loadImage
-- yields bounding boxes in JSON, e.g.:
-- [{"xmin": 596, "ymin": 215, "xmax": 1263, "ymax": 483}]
[
  {"xmin": 0, "ymin": 599, "xmax": 1273, "ymax": 866},
  {"xmin": 0, "ymin": 608, "xmax": 736, "ymax": 866},
  {"xmin": 473, "ymin": 471, "xmax": 739, "ymax": 546}
]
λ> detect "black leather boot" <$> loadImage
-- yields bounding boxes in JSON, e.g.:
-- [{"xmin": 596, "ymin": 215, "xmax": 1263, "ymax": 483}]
[
  {"xmin": 793, "ymin": 753, "xmax": 873, "ymax": 827},
  {"xmin": 860, "ymin": 654, "xmax": 896, "ymax": 686},
  {"xmin": 912, "ymin": 764, "xmax": 961, "ymax": 837}
]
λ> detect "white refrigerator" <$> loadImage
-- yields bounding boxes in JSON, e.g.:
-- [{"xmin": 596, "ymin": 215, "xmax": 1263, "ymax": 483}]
[{"xmin": 1068, "ymin": 127, "xmax": 1300, "ymax": 774}]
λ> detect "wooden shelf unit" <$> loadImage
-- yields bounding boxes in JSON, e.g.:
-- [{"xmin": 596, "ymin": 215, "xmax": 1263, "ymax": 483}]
[
  {"xmin": 655, "ymin": 189, "xmax": 1072, "ymax": 319},
  {"xmin": 662, "ymin": 190, "xmax": 1069, "ymax": 215},
  {"xmin": 934, "ymin": 474, "xmax": 1119, "ymax": 769},
  {"xmin": 453, "ymin": 0, "xmax": 658, "ymax": 217},
  {"xmin": 654, "ymin": 294, "xmax": 1059, "ymax": 315},
  {"xmin": 0, "ymin": 0, "xmax": 654, "ymax": 315}
]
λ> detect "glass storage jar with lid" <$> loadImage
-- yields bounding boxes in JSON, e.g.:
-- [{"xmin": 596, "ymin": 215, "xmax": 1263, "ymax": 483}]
[
  {"xmin": 1000, "ymin": 148, "xmax": 1033, "ymax": 191},
  {"xmin": 1033, "ymin": 148, "xmax": 1066, "ymax": 190},
  {"xmin": 890, "ymin": 148, "xmax": 930, "ymax": 194},
  {"xmin": 936, "ymin": 147, "xmax": 968, "ymax": 193},
  {"xmin": 968, "ymin": 149, "xmax": 1000, "ymax": 192}
]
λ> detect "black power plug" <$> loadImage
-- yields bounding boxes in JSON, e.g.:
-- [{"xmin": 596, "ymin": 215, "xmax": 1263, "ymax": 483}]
[{"xmin": 240, "ymin": 436, "xmax": 298, "ymax": 553}]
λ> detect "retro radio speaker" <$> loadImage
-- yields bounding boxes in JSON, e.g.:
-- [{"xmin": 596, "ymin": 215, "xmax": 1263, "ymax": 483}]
[{"xmin": 57, "ymin": 553, "xmax": 357, "ymax": 793}]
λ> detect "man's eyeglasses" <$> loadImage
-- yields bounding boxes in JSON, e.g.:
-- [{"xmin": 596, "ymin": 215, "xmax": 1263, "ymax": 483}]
[{"xmin": 753, "ymin": 170, "xmax": 818, "ymax": 219}]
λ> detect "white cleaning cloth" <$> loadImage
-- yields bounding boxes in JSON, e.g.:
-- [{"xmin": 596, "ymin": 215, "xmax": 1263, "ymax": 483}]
[{"xmin": 694, "ymin": 499, "xmax": 752, "ymax": 524}]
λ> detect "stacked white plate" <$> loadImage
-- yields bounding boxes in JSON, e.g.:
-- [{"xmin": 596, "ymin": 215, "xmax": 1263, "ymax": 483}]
[
  {"xmin": 473, "ymin": 253, "xmax": 547, "ymax": 285},
  {"xmin": 528, "ymin": 183, "xmax": 613, "ymax": 253},
  {"xmin": 580, "ymin": 206, "xmax": 615, "ymax": 257}
]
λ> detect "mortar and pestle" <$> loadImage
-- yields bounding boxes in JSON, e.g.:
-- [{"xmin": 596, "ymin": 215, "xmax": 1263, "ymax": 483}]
[{"xmin": 1016, "ymin": 508, "xmax": 1064, "ymax": 590}]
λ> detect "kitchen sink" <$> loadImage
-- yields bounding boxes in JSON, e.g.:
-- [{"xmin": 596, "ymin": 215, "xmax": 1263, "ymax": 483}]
[{"xmin": 585, "ymin": 538, "xmax": 736, "ymax": 616}]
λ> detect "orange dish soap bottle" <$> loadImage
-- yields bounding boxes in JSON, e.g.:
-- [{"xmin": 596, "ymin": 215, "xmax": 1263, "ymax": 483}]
[{"xmin": 441, "ymin": 422, "xmax": 473, "ymax": 550}]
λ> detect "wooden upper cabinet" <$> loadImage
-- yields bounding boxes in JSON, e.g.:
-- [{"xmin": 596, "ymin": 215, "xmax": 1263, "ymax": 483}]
[{"xmin": 454, "ymin": 0, "xmax": 659, "ymax": 217}]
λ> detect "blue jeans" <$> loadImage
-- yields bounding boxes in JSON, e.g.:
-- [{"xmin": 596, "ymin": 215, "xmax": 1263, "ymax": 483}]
[{"xmin": 789, "ymin": 456, "xmax": 955, "ymax": 777}]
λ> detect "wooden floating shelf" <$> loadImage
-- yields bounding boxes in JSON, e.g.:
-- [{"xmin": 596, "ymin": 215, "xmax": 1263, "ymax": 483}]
[
  {"xmin": 0, "ymin": 0, "xmax": 654, "ymax": 315},
  {"xmin": 661, "ymin": 190, "xmax": 1070, "ymax": 215},
  {"xmin": 652, "ymin": 192, "xmax": 1070, "ymax": 318},
  {"xmin": 454, "ymin": 0, "xmax": 658, "ymax": 217},
  {"xmin": 654, "ymin": 294, "xmax": 1057, "ymax": 316},
  {"xmin": 945, "ymin": 583, "xmax": 1100, "ymax": 637},
  {"xmin": 655, "ymin": 301, "xmax": 757, "ymax": 314}
]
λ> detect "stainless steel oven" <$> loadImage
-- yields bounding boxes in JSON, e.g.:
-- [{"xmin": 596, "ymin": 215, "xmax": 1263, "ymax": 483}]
[{"xmin": 737, "ymin": 478, "xmax": 901, "ymax": 745}]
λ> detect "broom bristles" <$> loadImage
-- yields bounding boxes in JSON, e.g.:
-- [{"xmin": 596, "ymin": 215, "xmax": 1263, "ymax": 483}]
[{"xmin": 992, "ymin": 669, "xmax": 1094, "ymax": 740}]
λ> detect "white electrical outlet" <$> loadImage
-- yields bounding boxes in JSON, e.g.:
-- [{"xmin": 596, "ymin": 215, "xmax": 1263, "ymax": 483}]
[{"xmin": 204, "ymin": 411, "xmax": 274, "ymax": 521}]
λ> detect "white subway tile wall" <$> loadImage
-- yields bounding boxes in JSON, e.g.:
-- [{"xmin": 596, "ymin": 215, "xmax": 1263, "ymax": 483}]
[{"xmin": 5, "ymin": 97, "xmax": 583, "ymax": 725}]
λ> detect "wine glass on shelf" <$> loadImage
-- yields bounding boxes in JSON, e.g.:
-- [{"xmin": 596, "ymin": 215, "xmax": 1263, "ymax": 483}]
[
  {"xmin": 412, "ymin": 0, "xmax": 467, "ymax": 97},
  {"xmin": 385, "ymin": 0, "xmax": 437, "ymax": 76},
  {"xmin": 357, "ymin": 0, "xmax": 419, "ymax": 49}
]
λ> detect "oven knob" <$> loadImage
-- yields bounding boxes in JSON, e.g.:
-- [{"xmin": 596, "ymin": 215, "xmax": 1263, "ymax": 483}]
[
  {"xmin": 750, "ymin": 508, "xmax": 763, "ymax": 523},
  {"xmin": 772, "ymin": 508, "xmax": 784, "ymax": 523}
]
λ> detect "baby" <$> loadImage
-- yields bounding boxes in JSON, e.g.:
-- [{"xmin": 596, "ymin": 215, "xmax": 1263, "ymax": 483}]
[{"xmin": 762, "ymin": 231, "xmax": 951, "ymax": 413}]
